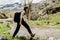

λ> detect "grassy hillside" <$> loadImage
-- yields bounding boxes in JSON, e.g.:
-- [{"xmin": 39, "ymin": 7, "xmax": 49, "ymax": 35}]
[
  {"xmin": 27, "ymin": 12, "xmax": 60, "ymax": 28},
  {"xmin": 0, "ymin": 1, "xmax": 60, "ymax": 40}
]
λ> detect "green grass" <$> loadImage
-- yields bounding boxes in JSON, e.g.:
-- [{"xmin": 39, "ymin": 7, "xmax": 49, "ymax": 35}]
[
  {"xmin": 0, "ymin": 23, "xmax": 20, "ymax": 40},
  {"xmin": 0, "ymin": 23, "xmax": 10, "ymax": 33},
  {"xmin": 28, "ymin": 12, "xmax": 60, "ymax": 27},
  {"xmin": 48, "ymin": 12, "xmax": 60, "ymax": 22}
]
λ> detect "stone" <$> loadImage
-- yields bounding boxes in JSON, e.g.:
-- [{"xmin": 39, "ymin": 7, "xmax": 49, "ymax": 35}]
[
  {"xmin": 0, "ymin": 35, "xmax": 7, "ymax": 40},
  {"xmin": 48, "ymin": 37, "xmax": 54, "ymax": 40}
]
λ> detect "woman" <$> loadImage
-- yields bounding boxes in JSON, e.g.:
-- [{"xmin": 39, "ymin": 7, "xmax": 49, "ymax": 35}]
[{"xmin": 12, "ymin": 6, "xmax": 35, "ymax": 39}]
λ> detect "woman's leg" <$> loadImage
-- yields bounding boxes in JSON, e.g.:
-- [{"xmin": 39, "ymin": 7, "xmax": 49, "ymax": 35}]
[
  {"xmin": 12, "ymin": 23, "xmax": 20, "ymax": 38},
  {"xmin": 22, "ymin": 19, "xmax": 34, "ymax": 37}
]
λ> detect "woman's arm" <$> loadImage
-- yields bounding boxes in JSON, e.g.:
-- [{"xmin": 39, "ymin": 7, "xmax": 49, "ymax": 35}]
[{"xmin": 20, "ymin": 11, "xmax": 25, "ymax": 25}]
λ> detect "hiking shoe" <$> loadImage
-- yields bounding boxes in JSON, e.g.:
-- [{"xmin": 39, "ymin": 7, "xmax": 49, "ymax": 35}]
[
  {"xmin": 31, "ymin": 34, "xmax": 35, "ymax": 37},
  {"xmin": 10, "ymin": 37, "xmax": 14, "ymax": 40}
]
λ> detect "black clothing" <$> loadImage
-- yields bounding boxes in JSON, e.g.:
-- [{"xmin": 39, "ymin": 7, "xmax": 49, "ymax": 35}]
[
  {"xmin": 14, "ymin": 12, "xmax": 21, "ymax": 23},
  {"xmin": 13, "ymin": 12, "xmax": 32, "ymax": 38}
]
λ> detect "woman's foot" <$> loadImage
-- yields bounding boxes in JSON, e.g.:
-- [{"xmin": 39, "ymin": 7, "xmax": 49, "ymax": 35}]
[
  {"xmin": 10, "ymin": 37, "xmax": 14, "ymax": 40},
  {"xmin": 31, "ymin": 34, "xmax": 35, "ymax": 37}
]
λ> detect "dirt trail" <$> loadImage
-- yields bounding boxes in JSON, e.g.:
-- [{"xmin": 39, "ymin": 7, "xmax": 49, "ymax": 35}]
[{"xmin": 9, "ymin": 23, "xmax": 60, "ymax": 40}]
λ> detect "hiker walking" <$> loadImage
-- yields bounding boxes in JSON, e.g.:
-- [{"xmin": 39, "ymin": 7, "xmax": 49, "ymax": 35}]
[{"xmin": 12, "ymin": 6, "xmax": 35, "ymax": 39}]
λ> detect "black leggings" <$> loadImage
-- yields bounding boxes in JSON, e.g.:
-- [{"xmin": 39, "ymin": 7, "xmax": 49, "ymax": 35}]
[{"xmin": 12, "ymin": 19, "xmax": 32, "ymax": 37}]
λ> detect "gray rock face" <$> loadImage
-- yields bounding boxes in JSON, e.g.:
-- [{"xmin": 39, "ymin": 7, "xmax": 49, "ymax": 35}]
[{"xmin": 0, "ymin": 35, "xmax": 7, "ymax": 40}]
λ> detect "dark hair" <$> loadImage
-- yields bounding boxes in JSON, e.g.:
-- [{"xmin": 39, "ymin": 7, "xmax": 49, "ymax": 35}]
[{"xmin": 24, "ymin": 6, "xmax": 28, "ymax": 12}]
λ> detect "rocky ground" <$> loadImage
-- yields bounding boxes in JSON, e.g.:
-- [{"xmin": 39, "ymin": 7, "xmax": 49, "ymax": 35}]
[{"xmin": 9, "ymin": 23, "xmax": 60, "ymax": 40}]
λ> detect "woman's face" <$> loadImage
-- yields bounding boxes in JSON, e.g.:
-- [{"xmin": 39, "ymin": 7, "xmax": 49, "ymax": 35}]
[{"xmin": 26, "ymin": 8, "xmax": 29, "ymax": 12}]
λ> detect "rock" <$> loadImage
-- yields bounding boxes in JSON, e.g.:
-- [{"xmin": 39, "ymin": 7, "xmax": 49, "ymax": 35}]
[
  {"xmin": 0, "ymin": 12, "xmax": 8, "ymax": 19},
  {"xmin": 56, "ymin": 22, "xmax": 60, "ymax": 24},
  {"xmin": 0, "ymin": 35, "xmax": 7, "ymax": 40},
  {"xmin": 49, "ymin": 22, "xmax": 56, "ymax": 26},
  {"xmin": 47, "ymin": 37, "xmax": 54, "ymax": 40},
  {"xmin": 57, "ymin": 39, "xmax": 60, "ymax": 40},
  {"xmin": 33, "ymin": 35, "xmax": 45, "ymax": 40}
]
